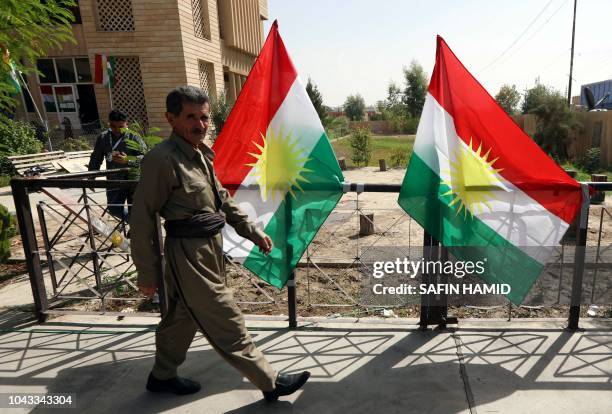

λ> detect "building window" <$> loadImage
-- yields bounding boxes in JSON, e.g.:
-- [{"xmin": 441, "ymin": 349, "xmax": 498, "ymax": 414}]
[
  {"xmin": 69, "ymin": 1, "xmax": 82, "ymax": 24},
  {"xmin": 192, "ymin": 0, "xmax": 211, "ymax": 40},
  {"xmin": 56, "ymin": 58, "xmax": 76, "ymax": 83},
  {"xmin": 113, "ymin": 56, "xmax": 148, "ymax": 125},
  {"xmin": 36, "ymin": 59, "xmax": 57, "ymax": 84},
  {"xmin": 217, "ymin": 0, "xmax": 224, "ymax": 39},
  {"xmin": 74, "ymin": 58, "xmax": 92, "ymax": 82},
  {"xmin": 36, "ymin": 57, "xmax": 92, "ymax": 85},
  {"xmin": 198, "ymin": 60, "xmax": 215, "ymax": 97},
  {"xmin": 95, "ymin": 0, "xmax": 135, "ymax": 32}
]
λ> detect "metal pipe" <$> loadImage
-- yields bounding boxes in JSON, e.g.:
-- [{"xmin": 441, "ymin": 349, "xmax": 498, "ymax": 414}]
[
  {"xmin": 10, "ymin": 179, "xmax": 48, "ymax": 322},
  {"xmin": 568, "ymin": 184, "xmax": 590, "ymax": 330}
]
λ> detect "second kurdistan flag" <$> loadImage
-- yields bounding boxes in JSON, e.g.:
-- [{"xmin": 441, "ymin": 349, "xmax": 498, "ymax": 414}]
[
  {"xmin": 1, "ymin": 49, "xmax": 20, "ymax": 94},
  {"xmin": 94, "ymin": 54, "xmax": 115, "ymax": 87},
  {"xmin": 398, "ymin": 36, "xmax": 583, "ymax": 304},
  {"xmin": 212, "ymin": 21, "xmax": 344, "ymax": 289}
]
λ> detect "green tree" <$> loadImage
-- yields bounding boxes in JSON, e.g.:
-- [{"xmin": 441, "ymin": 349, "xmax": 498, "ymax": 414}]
[
  {"xmin": 349, "ymin": 127, "xmax": 372, "ymax": 166},
  {"xmin": 380, "ymin": 82, "xmax": 410, "ymax": 133},
  {"xmin": 385, "ymin": 82, "xmax": 404, "ymax": 110},
  {"xmin": 306, "ymin": 77, "xmax": 326, "ymax": 122},
  {"xmin": 344, "ymin": 94, "xmax": 365, "ymax": 121},
  {"xmin": 210, "ymin": 91, "xmax": 232, "ymax": 141},
  {"xmin": 522, "ymin": 83, "xmax": 551, "ymax": 114},
  {"xmin": 0, "ymin": 1, "xmax": 76, "ymax": 116},
  {"xmin": 495, "ymin": 84, "xmax": 521, "ymax": 115},
  {"xmin": 402, "ymin": 60, "xmax": 428, "ymax": 118},
  {"xmin": 529, "ymin": 87, "xmax": 580, "ymax": 160}
]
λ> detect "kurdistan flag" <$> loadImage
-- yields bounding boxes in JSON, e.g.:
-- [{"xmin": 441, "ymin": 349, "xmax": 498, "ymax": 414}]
[
  {"xmin": 94, "ymin": 54, "xmax": 115, "ymax": 87},
  {"xmin": 1, "ymin": 48, "xmax": 20, "ymax": 94},
  {"xmin": 398, "ymin": 36, "xmax": 583, "ymax": 304},
  {"xmin": 212, "ymin": 21, "xmax": 344, "ymax": 289}
]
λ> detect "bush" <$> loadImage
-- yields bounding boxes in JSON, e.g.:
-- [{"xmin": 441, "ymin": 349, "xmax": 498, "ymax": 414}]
[
  {"xmin": 324, "ymin": 116, "xmax": 350, "ymax": 140},
  {"xmin": 0, "ymin": 204, "xmax": 13, "ymax": 263},
  {"xmin": 0, "ymin": 157, "xmax": 16, "ymax": 177},
  {"xmin": 0, "ymin": 120, "xmax": 43, "ymax": 177},
  {"xmin": 125, "ymin": 121, "xmax": 163, "ymax": 151},
  {"xmin": 390, "ymin": 147, "xmax": 410, "ymax": 167},
  {"xmin": 60, "ymin": 137, "xmax": 92, "ymax": 152},
  {"xmin": 405, "ymin": 117, "xmax": 420, "ymax": 134},
  {"xmin": 349, "ymin": 128, "xmax": 372, "ymax": 166},
  {"xmin": 0, "ymin": 120, "xmax": 43, "ymax": 155},
  {"xmin": 210, "ymin": 92, "xmax": 232, "ymax": 142},
  {"xmin": 579, "ymin": 148, "xmax": 601, "ymax": 174}
]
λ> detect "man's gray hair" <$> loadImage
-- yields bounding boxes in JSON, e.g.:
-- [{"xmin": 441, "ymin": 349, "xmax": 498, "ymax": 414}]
[{"xmin": 166, "ymin": 85, "xmax": 210, "ymax": 116}]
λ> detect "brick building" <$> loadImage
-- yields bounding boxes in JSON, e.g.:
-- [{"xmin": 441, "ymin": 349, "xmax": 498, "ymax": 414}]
[{"xmin": 15, "ymin": 0, "xmax": 268, "ymax": 136}]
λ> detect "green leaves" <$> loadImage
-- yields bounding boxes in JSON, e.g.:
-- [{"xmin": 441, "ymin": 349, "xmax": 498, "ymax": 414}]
[
  {"xmin": 0, "ymin": 0, "xmax": 77, "ymax": 117},
  {"xmin": 344, "ymin": 94, "xmax": 366, "ymax": 121}
]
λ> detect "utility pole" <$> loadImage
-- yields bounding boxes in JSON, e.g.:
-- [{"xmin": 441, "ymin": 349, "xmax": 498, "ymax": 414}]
[{"xmin": 567, "ymin": 0, "xmax": 578, "ymax": 106}]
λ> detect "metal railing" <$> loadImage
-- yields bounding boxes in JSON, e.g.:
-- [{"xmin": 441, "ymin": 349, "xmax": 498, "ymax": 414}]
[{"xmin": 10, "ymin": 173, "xmax": 612, "ymax": 330}]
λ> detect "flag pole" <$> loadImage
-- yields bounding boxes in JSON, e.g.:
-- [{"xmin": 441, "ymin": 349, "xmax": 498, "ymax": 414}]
[
  {"xmin": 108, "ymin": 82, "xmax": 113, "ymax": 110},
  {"xmin": 17, "ymin": 71, "xmax": 53, "ymax": 151}
]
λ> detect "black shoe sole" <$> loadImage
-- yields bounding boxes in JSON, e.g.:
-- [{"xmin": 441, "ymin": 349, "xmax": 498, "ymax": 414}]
[{"xmin": 263, "ymin": 371, "xmax": 311, "ymax": 402}]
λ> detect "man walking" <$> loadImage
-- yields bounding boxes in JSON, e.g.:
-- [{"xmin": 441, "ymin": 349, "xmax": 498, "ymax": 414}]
[
  {"xmin": 88, "ymin": 109, "xmax": 146, "ymax": 219},
  {"xmin": 130, "ymin": 85, "xmax": 309, "ymax": 401}
]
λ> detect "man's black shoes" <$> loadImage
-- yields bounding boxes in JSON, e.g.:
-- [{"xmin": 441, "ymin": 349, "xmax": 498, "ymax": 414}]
[
  {"xmin": 263, "ymin": 371, "xmax": 311, "ymax": 402},
  {"xmin": 146, "ymin": 373, "xmax": 201, "ymax": 395}
]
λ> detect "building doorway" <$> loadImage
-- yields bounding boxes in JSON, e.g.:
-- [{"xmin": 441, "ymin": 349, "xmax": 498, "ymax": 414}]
[{"xmin": 76, "ymin": 84, "xmax": 100, "ymax": 133}]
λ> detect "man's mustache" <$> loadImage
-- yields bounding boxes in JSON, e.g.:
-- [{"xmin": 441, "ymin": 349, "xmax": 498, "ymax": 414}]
[{"xmin": 191, "ymin": 128, "xmax": 205, "ymax": 134}]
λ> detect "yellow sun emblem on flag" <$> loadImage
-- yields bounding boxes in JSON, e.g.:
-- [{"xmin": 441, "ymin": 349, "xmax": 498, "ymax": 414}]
[
  {"xmin": 441, "ymin": 138, "xmax": 505, "ymax": 218},
  {"xmin": 247, "ymin": 128, "xmax": 312, "ymax": 201}
]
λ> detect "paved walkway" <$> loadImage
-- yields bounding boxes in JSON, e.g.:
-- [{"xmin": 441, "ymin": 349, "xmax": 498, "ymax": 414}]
[{"xmin": 0, "ymin": 311, "xmax": 610, "ymax": 413}]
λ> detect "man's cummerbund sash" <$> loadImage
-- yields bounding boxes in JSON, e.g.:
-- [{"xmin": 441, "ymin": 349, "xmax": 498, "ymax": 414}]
[{"xmin": 164, "ymin": 211, "xmax": 226, "ymax": 238}]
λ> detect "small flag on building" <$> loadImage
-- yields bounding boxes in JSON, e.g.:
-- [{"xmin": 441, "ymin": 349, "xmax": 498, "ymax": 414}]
[
  {"xmin": 212, "ymin": 21, "xmax": 344, "ymax": 288},
  {"xmin": 398, "ymin": 36, "xmax": 583, "ymax": 304},
  {"xmin": 1, "ymin": 48, "xmax": 21, "ymax": 94},
  {"xmin": 40, "ymin": 85, "xmax": 56, "ymax": 112},
  {"xmin": 94, "ymin": 54, "xmax": 115, "ymax": 87}
]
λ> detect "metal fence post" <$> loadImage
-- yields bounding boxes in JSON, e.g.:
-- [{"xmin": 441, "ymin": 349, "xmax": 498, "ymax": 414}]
[
  {"xmin": 419, "ymin": 231, "xmax": 436, "ymax": 329},
  {"xmin": 11, "ymin": 179, "xmax": 48, "ymax": 322},
  {"xmin": 288, "ymin": 271, "xmax": 297, "ymax": 328},
  {"xmin": 82, "ymin": 188, "xmax": 103, "ymax": 308},
  {"xmin": 568, "ymin": 183, "xmax": 590, "ymax": 330}
]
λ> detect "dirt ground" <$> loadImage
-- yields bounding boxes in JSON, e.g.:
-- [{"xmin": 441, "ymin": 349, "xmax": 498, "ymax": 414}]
[{"xmin": 3, "ymin": 166, "xmax": 612, "ymax": 319}]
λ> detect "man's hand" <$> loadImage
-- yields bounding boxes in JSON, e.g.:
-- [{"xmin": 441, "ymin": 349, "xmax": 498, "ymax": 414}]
[
  {"xmin": 112, "ymin": 151, "xmax": 128, "ymax": 165},
  {"xmin": 255, "ymin": 235, "xmax": 273, "ymax": 255},
  {"xmin": 139, "ymin": 284, "xmax": 158, "ymax": 298}
]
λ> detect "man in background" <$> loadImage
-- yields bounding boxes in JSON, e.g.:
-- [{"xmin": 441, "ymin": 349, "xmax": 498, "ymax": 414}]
[{"xmin": 88, "ymin": 109, "xmax": 147, "ymax": 220}]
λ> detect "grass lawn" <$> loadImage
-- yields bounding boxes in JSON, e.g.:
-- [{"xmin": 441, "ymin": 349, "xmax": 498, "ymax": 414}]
[
  {"xmin": 561, "ymin": 162, "xmax": 612, "ymax": 182},
  {"xmin": 331, "ymin": 134, "xmax": 415, "ymax": 167},
  {"xmin": 0, "ymin": 175, "xmax": 10, "ymax": 187}
]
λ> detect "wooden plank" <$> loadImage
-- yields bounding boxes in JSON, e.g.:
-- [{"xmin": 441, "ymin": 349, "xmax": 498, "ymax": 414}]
[
  {"xmin": 10, "ymin": 155, "xmax": 67, "ymax": 165},
  {"xmin": 13, "ymin": 160, "xmax": 61, "ymax": 170},
  {"xmin": 7, "ymin": 151, "xmax": 64, "ymax": 160},
  {"xmin": 57, "ymin": 159, "xmax": 89, "ymax": 173},
  {"xmin": 65, "ymin": 150, "xmax": 93, "ymax": 158}
]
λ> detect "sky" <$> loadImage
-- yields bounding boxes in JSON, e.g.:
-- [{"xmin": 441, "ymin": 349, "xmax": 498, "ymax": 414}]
[{"xmin": 264, "ymin": 0, "xmax": 612, "ymax": 107}]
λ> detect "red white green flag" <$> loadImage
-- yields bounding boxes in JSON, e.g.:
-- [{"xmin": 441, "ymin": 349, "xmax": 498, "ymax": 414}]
[
  {"xmin": 94, "ymin": 54, "xmax": 115, "ymax": 88},
  {"xmin": 398, "ymin": 36, "xmax": 583, "ymax": 304},
  {"xmin": 212, "ymin": 21, "xmax": 344, "ymax": 288}
]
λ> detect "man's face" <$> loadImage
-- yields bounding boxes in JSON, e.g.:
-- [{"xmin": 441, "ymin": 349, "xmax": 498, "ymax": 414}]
[
  {"xmin": 165, "ymin": 101, "xmax": 211, "ymax": 146},
  {"xmin": 109, "ymin": 120, "xmax": 127, "ymax": 136}
]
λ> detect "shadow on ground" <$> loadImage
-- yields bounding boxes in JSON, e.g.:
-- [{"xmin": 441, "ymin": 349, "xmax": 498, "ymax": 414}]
[{"xmin": 0, "ymin": 316, "xmax": 609, "ymax": 414}]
